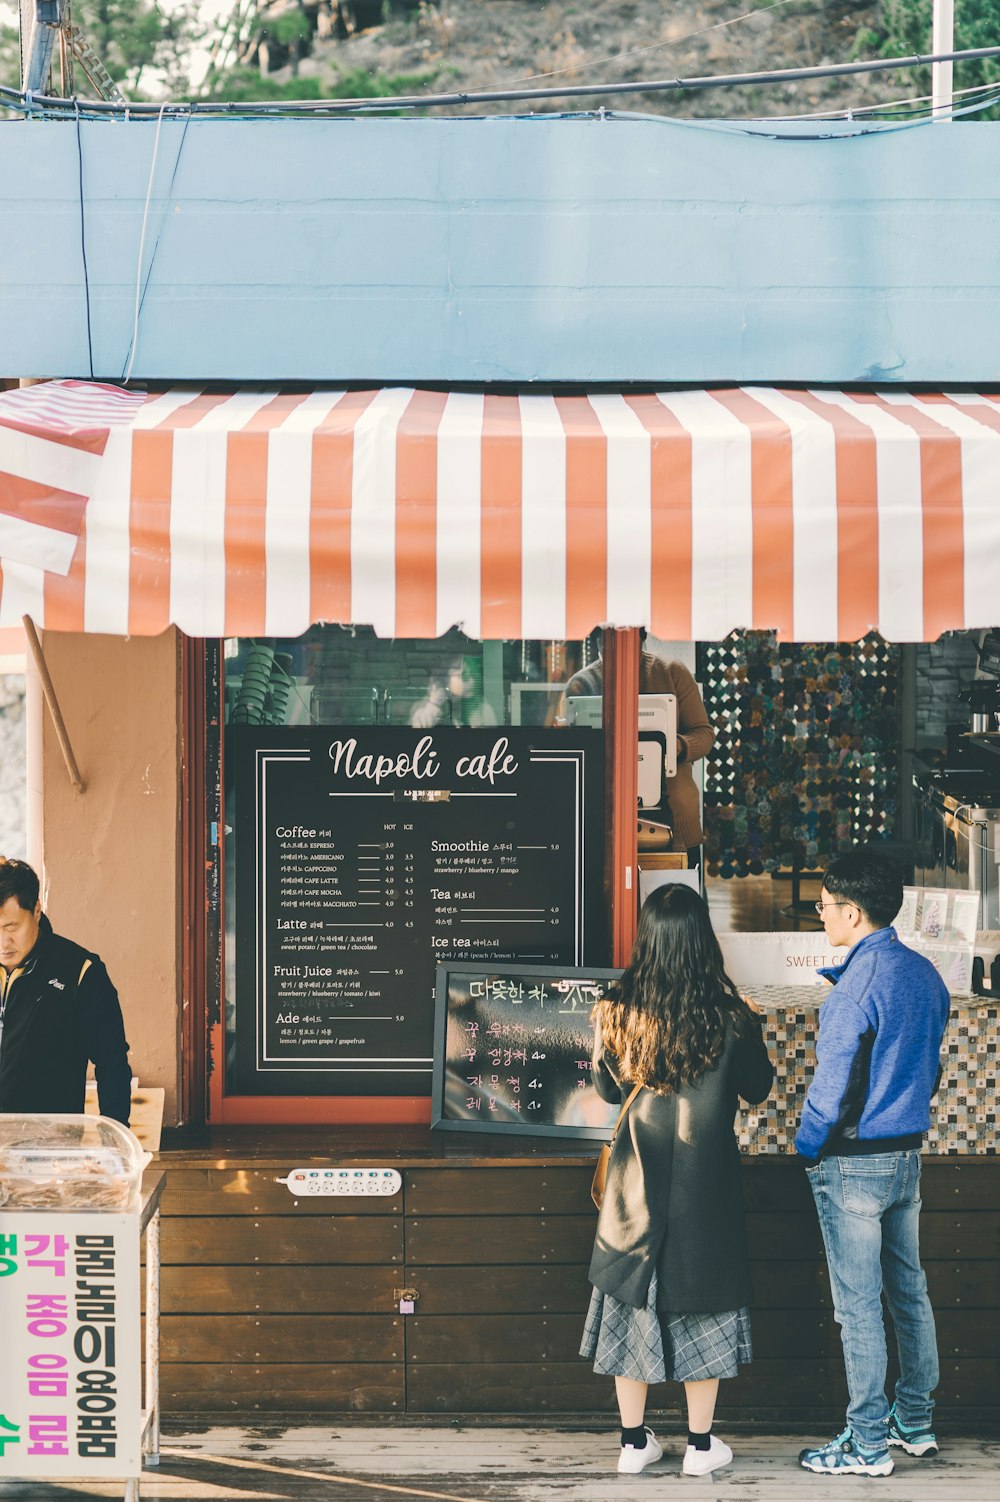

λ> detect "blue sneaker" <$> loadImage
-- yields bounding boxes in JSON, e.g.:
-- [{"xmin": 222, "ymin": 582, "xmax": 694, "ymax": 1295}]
[
  {"xmin": 887, "ymin": 1403, "xmax": 939, "ymax": 1458},
  {"xmin": 799, "ymin": 1428, "xmax": 894, "ymax": 1476}
]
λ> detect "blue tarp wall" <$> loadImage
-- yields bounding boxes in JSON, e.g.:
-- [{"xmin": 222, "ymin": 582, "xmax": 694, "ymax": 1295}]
[{"xmin": 2, "ymin": 114, "xmax": 998, "ymax": 383}]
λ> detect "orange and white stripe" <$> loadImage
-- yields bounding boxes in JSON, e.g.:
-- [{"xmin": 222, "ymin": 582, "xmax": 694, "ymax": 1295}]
[
  {"xmin": 1, "ymin": 383, "xmax": 998, "ymax": 643},
  {"xmin": 0, "ymin": 380, "xmax": 144, "ymax": 577}
]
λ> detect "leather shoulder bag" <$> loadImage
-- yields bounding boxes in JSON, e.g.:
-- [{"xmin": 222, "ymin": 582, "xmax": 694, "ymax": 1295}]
[{"xmin": 591, "ymin": 1081, "xmax": 644, "ymax": 1210}]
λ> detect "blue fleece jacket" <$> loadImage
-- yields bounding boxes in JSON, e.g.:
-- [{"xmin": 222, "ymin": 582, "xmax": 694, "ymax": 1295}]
[{"xmin": 795, "ymin": 927, "xmax": 950, "ymax": 1164}]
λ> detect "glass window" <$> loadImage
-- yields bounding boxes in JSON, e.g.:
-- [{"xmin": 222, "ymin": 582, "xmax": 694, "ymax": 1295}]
[
  {"xmin": 223, "ymin": 627, "xmax": 603, "ymax": 731},
  {"xmin": 221, "ymin": 627, "xmax": 604, "ymax": 1098}
]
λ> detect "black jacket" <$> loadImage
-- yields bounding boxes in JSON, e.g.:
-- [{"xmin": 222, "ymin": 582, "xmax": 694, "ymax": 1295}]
[
  {"xmin": 588, "ymin": 1009, "xmax": 773, "ymax": 1314},
  {"xmin": 0, "ymin": 915, "xmax": 131, "ymax": 1125}
]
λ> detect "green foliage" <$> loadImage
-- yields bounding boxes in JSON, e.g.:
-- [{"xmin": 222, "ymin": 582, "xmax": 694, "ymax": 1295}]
[
  {"xmin": 270, "ymin": 13, "xmax": 313, "ymax": 49},
  {"xmin": 854, "ymin": 0, "xmax": 1000, "ymax": 118},
  {"xmin": 0, "ymin": 0, "xmax": 203, "ymax": 98},
  {"xmin": 203, "ymin": 64, "xmax": 436, "ymax": 106},
  {"xmin": 0, "ymin": 18, "xmax": 19, "ymax": 94}
]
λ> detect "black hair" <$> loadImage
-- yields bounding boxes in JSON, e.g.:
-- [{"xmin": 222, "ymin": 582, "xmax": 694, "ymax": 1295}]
[
  {"xmin": 594, "ymin": 883, "xmax": 749, "ymax": 1092},
  {"xmin": 0, "ymin": 858, "xmax": 40, "ymax": 913},
  {"xmin": 823, "ymin": 848, "xmax": 903, "ymax": 930}
]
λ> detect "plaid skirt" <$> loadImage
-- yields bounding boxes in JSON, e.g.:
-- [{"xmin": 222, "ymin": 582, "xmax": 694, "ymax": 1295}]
[{"xmin": 580, "ymin": 1269, "xmax": 752, "ymax": 1384}]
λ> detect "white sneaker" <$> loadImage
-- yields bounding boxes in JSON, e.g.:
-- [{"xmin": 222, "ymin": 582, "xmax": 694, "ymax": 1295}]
[
  {"xmin": 682, "ymin": 1435, "xmax": 733, "ymax": 1476},
  {"xmin": 618, "ymin": 1427, "xmax": 664, "ymax": 1474}
]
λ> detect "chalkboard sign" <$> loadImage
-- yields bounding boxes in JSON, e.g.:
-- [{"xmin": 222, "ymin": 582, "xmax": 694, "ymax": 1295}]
[
  {"xmin": 432, "ymin": 963, "xmax": 625, "ymax": 1139},
  {"xmin": 229, "ymin": 728, "xmax": 605, "ymax": 1096}
]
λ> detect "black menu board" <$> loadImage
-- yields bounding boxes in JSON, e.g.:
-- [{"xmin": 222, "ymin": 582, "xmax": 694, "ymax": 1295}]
[
  {"xmin": 432, "ymin": 963, "xmax": 624, "ymax": 1139},
  {"xmin": 230, "ymin": 727, "xmax": 604, "ymax": 1095}
]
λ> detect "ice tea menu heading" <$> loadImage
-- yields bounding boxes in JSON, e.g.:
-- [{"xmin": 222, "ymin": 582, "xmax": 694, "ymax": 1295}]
[{"xmin": 231, "ymin": 728, "xmax": 604, "ymax": 1096}]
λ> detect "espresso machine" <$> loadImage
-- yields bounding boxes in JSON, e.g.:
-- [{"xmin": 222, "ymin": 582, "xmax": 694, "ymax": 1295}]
[
  {"xmin": 962, "ymin": 630, "xmax": 1000, "ymax": 735},
  {"xmin": 912, "ymin": 630, "xmax": 1000, "ymax": 935}
]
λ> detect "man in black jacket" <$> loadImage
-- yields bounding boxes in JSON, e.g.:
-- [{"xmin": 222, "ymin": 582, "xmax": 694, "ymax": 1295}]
[{"xmin": 0, "ymin": 858, "xmax": 130, "ymax": 1125}]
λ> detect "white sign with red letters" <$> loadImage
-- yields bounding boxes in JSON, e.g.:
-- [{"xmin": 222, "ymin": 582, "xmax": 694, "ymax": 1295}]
[{"xmin": 717, "ymin": 930, "xmax": 838, "ymax": 989}]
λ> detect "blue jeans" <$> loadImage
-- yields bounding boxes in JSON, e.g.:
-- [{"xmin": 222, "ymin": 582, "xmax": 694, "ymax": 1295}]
[{"xmin": 806, "ymin": 1151, "xmax": 939, "ymax": 1452}]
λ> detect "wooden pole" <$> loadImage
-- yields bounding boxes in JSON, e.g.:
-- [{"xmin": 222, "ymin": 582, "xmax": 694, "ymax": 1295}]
[
  {"xmin": 603, "ymin": 628, "xmax": 640, "ymax": 966},
  {"xmin": 21, "ymin": 615, "xmax": 86, "ymax": 794}
]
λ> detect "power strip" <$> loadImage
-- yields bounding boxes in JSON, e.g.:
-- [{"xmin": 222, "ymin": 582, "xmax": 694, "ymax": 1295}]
[{"xmin": 275, "ymin": 1167, "xmax": 402, "ymax": 1196}]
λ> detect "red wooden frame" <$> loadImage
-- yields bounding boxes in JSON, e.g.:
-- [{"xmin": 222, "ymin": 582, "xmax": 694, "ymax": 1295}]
[
  {"xmin": 603, "ymin": 629, "xmax": 641, "ymax": 966},
  {"xmin": 197, "ymin": 631, "xmax": 641, "ymax": 1124},
  {"xmin": 180, "ymin": 635, "xmax": 208, "ymax": 1126}
]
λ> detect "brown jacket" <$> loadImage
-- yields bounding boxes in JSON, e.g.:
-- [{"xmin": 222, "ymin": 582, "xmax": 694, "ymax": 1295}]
[{"xmin": 565, "ymin": 653, "xmax": 714, "ymax": 849}]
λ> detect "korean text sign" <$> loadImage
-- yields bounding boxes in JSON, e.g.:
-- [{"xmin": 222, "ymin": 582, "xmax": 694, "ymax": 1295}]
[
  {"xmin": 432, "ymin": 963, "xmax": 622, "ymax": 1139},
  {"xmin": 0, "ymin": 1213, "xmax": 140, "ymax": 1478}
]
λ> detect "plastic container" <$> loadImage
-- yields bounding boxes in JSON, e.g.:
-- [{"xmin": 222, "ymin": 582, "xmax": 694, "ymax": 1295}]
[{"xmin": 0, "ymin": 1114, "xmax": 151, "ymax": 1211}]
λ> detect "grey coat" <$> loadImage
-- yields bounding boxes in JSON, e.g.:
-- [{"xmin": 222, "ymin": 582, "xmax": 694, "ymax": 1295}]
[{"xmin": 588, "ymin": 1011, "xmax": 773, "ymax": 1314}]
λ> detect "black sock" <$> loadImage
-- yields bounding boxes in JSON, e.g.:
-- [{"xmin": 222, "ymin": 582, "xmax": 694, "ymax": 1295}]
[
  {"xmin": 687, "ymin": 1429, "xmax": 712, "ymax": 1452},
  {"xmin": 621, "ymin": 1424, "xmax": 647, "ymax": 1448}
]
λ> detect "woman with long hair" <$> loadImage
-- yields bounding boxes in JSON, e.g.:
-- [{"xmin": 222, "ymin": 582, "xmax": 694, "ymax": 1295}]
[{"xmin": 580, "ymin": 883, "xmax": 773, "ymax": 1477}]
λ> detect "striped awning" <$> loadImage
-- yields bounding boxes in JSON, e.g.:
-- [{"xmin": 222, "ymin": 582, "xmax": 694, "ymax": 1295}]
[
  {"xmin": 1, "ymin": 383, "xmax": 998, "ymax": 643},
  {"xmin": 0, "ymin": 380, "xmax": 144, "ymax": 574}
]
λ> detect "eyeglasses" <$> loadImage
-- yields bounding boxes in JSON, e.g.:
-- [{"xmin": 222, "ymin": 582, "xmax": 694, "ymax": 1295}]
[{"xmin": 814, "ymin": 901, "xmax": 854, "ymax": 917}]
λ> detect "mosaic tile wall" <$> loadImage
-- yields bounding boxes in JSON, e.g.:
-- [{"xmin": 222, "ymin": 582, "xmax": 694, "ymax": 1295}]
[{"xmin": 737, "ymin": 986, "xmax": 998, "ymax": 1154}]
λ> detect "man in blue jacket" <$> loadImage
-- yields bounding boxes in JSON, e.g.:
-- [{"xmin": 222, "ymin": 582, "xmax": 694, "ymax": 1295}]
[{"xmin": 796, "ymin": 850, "xmax": 949, "ymax": 1478}]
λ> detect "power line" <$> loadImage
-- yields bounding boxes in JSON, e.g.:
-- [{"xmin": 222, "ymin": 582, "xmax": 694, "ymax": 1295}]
[
  {"xmin": 761, "ymin": 76, "xmax": 1000, "ymax": 123},
  {"xmin": 73, "ymin": 102, "xmax": 94, "ymax": 379},
  {"xmin": 3, "ymin": 44, "xmax": 1000, "ymax": 118}
]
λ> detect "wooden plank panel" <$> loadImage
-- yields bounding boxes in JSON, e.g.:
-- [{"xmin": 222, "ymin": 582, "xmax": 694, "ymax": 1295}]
[
  {"xmin": 741, "ymin": 1170, "xmax": 815, "ymax": 1213},
  {"xmin": 915, "ymin": 1162, "xmax": 1000, "ymax": 1211},
  {"xmin": 160, "ymin": 1315, "xmax": 403, "ymax": 1363},
  {"xmin": 741, "ymin": 1160, "xmax": 1000, "ymax": 1213},
  {"xmin": 726, "ymin": 1359, "xmax": 1000, "ymax": 1408},
  {"xmin": 919, "ymin": 1213, "xmax": 1000, "ymax": 1259},
  {"xmin": 745, "ymin": 1212, "xmax": 1000, "ymax": 1261},
  {"xmin": 745, "ymin": 1213, "xmax": 825, "ymax": 1258},
  {"xmin": 160, "ymin": 1265, "xmax": 399, "ymax": 1314},
  {"xmin": 750, "ymin": 1261, "xmax": 832, "ymax": 1308},
  {"xmin": 406, "ymin": 1311, "xmax": 857, "ymax": 1364},
  {"xmin": 751, "ymin": 1259, "xmax": 1000, "ymax": 1310},
  {"xmin": 403, "ymin": 1264, "xmax": 593, "ymax": 1316},
  {"xmin": 406, "ymin": 1210, "xmax": 1000, "ymax": 1269},
  {"xmin": 157, "ymin": 1123, "xmax": 598, "ymax": 1166},
  {"xmin": 406, "ymin": 1363, "xmax": 616, "ymax": 1414},
  {"xmin": 405, "ymin": 1216, "xmax": 594, "ymax": 1266},
  {"xmin": 935, "ymin": 1310, "xmax": 1000, "ymax": 1356},
  {"xmin": 408, "ymin": 1315, "xmax": 586, "ymax": 1364},
  {"xmin": 149, "ymin": 1307, "xmax": 1000, "ymax": 1370},
  {"xmin": 161, "ymin": 1167, "xmax": 401, "ymax": 1217},
  {"xmin": 404, "ymin": 1168, "xmax": 595, "ymax": 1216},
  {"xmin": 161, "ymin": 1215, "xmax": 403, "ymax": 1265},
  {"xmin": 404, "ymin": 1159, "xmax": 1000, "ymax": 1220},
  {"xmin": 406, "ymin": 1359, "xmax": 1000, "ymax": 1414},
  {"xmin": 403, "ymin": 1307, "xmax": 1000, "ymax": 1364},
  {"xmin": 161, "ymin": 1363, "xmax": 403, "ymax": 1411}
]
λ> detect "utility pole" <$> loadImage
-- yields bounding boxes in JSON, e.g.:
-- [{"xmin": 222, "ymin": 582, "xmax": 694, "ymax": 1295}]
[
  {"xmin": 20, "ymin": 0, "xmax": 126, "ymax": 102},
  {"xmin": 932, "ymin": 0, "xmax": 955, "ymax": 115},
  {"xmin": 21, "ymin": 0, "xmax": 59, "ymax": 92}
]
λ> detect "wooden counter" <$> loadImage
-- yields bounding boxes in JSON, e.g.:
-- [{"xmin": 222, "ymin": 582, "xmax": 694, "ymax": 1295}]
[{"xmin": 151, "ymin": 1129, "xmax": 999, "ymax": 1423}]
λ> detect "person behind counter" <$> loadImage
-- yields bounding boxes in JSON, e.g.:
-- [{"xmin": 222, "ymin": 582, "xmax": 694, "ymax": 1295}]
[
  {"xmin": 564, "ymin": 644, "xmax": 713, "ymax": 866},
  {"xmin": 580, "ymin": 883, "xmax": 773, "ymax": 1478},
  {"xmin": 0, "ymin": 857, "xmax": 131, "ymax": 1125},
  {"xmin": 797, "ymin": 850, "xmax": 949, "ymax": 1478}
]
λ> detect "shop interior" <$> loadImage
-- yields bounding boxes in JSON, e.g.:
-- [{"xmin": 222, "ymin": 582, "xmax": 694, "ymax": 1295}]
[{"xmin": 221, "ymin": 623, "xmax": 1000, "ymax": 935}]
